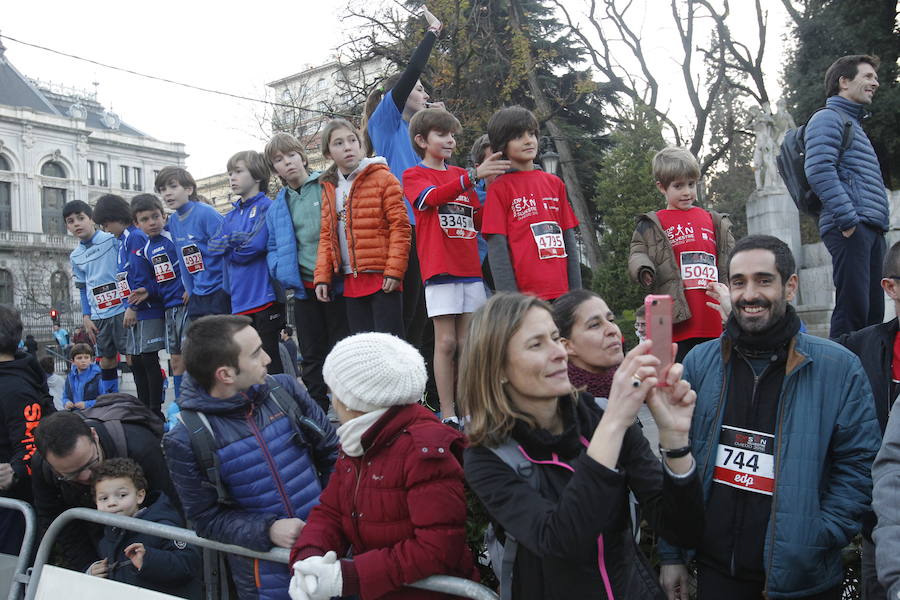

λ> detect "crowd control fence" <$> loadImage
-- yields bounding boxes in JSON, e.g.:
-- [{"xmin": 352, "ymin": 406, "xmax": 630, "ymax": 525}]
[
  {"xmin": 25, "ymin": 507, "xmax": 498, "ymax": 600},
  {"xmin": 0, "ymin": 498, "xmax": 36, "ymax": 600}
]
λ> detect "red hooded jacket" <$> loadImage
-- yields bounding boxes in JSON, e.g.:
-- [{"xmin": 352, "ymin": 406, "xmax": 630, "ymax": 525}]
[{"xmin": 290, "ymin": 403, "xmax": 477, "ymax": 599}]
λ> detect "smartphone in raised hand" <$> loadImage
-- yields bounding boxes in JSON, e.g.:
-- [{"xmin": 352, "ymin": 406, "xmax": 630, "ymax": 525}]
[{"xmin": 645, "ymin": 294, "xmax": 673, "ymax": 386}]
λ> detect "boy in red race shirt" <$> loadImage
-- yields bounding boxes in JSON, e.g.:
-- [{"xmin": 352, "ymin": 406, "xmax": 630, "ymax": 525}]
[
  {"xmin": 629, "ymin": 146, "xmax": 735, "ymax": 362},
  {"xmin": 402, "ymin": 108, "xmax": 508, "ymax": 424},
  {"xmin": 481, "ymin": 106, "xmax": 582, "ymax": 300}
]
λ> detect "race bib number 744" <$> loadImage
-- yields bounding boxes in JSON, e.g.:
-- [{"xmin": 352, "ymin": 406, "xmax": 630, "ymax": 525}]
[{"xmin": 713, "ymin": 425, "xmax": 775, "ymax": 495}]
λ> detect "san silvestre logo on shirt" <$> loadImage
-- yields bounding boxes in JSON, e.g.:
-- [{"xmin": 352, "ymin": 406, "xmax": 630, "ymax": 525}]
[{"xmin": 511, "ymin": 195, "xmax": 538, "ymax": 220}]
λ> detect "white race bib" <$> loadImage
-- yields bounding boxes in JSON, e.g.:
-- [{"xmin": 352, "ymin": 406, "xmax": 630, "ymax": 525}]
[
  {"xmin": 115, "ymin": 272, "xmax": 131, "ymax": 298},
  {"xmin": 91, "ymin": 282, "xmax": 122, "ymax": 310},
  {"xmin": 680, "ymin": 251, "xmax": 718, "ymax": 290},
  {"xmin": 713, "ymin": 425, "xmax": 775, "ymax": 495},
  {"xmin": 152, "ymin": 254, "xmax": 176, "ymax": 283},
  {"xmin": 529, "ymin": 221, "xmax": 566, "ymax": 260},
  {"xmin": 181, "ymin": 244, "xmax": 205, "ymax": 274},
  {"xmin": 438, "ymin": 201, "xmax": 476, "ymax": 239}
]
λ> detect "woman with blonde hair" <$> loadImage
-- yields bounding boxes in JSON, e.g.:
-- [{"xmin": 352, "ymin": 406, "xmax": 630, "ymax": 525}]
[{"xmin": 460, "ymin": 293, "xmax": 704, "ymax": 600}]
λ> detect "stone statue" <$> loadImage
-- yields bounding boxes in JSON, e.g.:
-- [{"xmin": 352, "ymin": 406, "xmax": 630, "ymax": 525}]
[
  {"xmin": 750, "ymin": 102, "xmax": 780, "ymax": 190},
  {"xmin": 773, "ymin": 98, "xmax": 796, "ymax": 148}
]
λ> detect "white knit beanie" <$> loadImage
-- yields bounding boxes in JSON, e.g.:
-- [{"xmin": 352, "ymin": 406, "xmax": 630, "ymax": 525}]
[{"xmin": 323, "ymin": 332, "xmax": 427, "ymax": 412}]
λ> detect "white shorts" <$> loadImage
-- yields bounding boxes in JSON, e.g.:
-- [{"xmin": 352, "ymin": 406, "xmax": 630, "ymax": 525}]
[{"xmin": 425, "ymin": 280, "xmax": 487, "ymax": 317}]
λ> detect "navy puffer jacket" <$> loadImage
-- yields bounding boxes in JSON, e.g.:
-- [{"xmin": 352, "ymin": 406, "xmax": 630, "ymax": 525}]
[
  {"xmin": 164, "ymin": 373, "xmax": 339, "ymax": 600},
  {"xmin": 804, "ymin": 95, "xmax": 889, "ymax": 235}
]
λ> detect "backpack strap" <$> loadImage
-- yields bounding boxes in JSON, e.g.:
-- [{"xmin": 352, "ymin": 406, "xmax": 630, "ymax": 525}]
[
  {"xmin": 265, "ymin": 375, "xmax": 329, "ymax": 479},
  {"xmin": 487, "ymin": 440, "xmax": 541, "ymax": 600},
  {"xmin": 177, "ymin": 409, "xmax": 234, "ymax": 506},
  {"xmin": 807, "ymin": 107, "xmax": 855, "ymax": 163}
]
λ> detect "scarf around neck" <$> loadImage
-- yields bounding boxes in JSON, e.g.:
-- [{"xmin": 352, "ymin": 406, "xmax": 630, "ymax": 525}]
[
  {"xmin": 725, "ymin": 303, "xmax": 801, "ymax": 356},
  {"xmin": 336, "ymin": 408, "xmax": 389, "ymax": 457}
]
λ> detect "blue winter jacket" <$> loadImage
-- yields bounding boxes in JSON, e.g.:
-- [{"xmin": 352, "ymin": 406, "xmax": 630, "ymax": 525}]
[
  {"xmin": 62, "ymin": 363, "xmax": 101, "ymax": 408},
  {"xmin": 804, "ymin": 95, "xmax": 889, "ymax": 235},
  {"xmin": 660, "ymin": 333, "xmax": 880, "ymax": 597},
  {"xmin": 208, "ymin": 193, "xmax": 279, "ymax": 314},
  {"xmin": 164, "ymin": 373, "xmax": 338, "ymax": 600},
  {"xmin": 266, "ymin": 178, "xmax": 317, "ymax": 298}
]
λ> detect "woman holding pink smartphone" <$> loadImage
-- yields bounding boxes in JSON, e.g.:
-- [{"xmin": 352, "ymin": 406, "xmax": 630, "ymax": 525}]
[{"xmin": 461, "ymin": 292, "xmax": 704, "ymax": 600}]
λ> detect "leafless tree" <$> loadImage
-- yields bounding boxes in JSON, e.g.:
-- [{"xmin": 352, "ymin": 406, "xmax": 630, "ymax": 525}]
[{"xmin": 551, "ymin": 0, "xmax": 770, "ymax": 173}]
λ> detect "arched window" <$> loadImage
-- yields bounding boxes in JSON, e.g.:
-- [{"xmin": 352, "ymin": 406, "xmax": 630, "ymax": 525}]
[
  {"xmin": 41, "ymin": 186, "xmax": 66, "ymax": 235},
  {"xmin": 40, "ymin": 161, "xmax": 66, "ymax": 178},
  {"xmin": 0, "ymin": 155, "xmax": 10, "ymax": 171},
  {"xmin": 50, "ymin": 270, "xmax": 70, "ymax": 311},
  {"xmin": 0, "ymin": 270, "xmax": 14, "ymax": 305}
]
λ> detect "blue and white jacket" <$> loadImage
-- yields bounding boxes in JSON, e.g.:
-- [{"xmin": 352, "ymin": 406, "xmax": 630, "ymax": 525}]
[
  {"xmin": 804, "ymin": 95, "xmax": 889, "ymax": 235},
  {"xmin": 167, "ymin": 201, "xmax": 226, "ymax": 298},
  {"xmin": 164, "ymin": 373, "xmax": 338, "ymax": 600},
  {"xmin": 208, "ymin": 193, "xmax": 278, "ymax": 314},
  {"xmin": 71, "ymin": 230, "xmax": 126, "ymax": 320}
]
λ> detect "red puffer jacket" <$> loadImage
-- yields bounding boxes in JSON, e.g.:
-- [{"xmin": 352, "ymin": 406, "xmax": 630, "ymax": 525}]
[{"xmin": 290, "ymin": 403, "xmax": 477, "ymax": 599}]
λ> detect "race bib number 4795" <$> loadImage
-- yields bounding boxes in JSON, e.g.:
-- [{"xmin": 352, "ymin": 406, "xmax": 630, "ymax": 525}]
[
  {"xmin": 530, "ymin": 221, "xmax": 567, "ymax": 260},
  {"xmin": 713, "ymin": 425, "xmax": 775, "ymax": 495}
]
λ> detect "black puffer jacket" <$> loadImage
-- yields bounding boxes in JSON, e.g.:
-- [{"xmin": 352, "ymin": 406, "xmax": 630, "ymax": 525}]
[
  {"xmin": 98, "ymin": 491, "xmax": 201, "ymax": 599},
  {"xmin": 465, "ymin": 393, "xmax": 704, "ymax": 600}
]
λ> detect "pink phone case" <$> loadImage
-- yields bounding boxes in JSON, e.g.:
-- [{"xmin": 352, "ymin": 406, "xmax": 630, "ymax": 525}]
[{"xmin": 645, "ymin": 294, "xmax": 673, "ymax": 385}]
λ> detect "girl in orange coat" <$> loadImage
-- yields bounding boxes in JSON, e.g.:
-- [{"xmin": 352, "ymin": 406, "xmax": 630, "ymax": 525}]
[{"xmin": 314, "ymin": 119, "xmax": 411, "ymax": 336}]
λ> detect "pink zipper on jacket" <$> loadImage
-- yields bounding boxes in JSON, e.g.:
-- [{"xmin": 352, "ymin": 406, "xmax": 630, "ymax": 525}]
[{"xmin": 515, "ymin": 436, "xmax": 616, "ymax": 599}]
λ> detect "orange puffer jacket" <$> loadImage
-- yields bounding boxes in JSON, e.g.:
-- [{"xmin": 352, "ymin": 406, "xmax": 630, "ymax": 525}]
[{"xmin": 315, "ymin": 161, "xmax": 411, "ymax": 286}]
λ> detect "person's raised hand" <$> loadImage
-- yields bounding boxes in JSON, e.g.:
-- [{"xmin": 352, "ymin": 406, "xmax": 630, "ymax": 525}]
[
  {"xmin": 476, "ymin": 152, "xmax": 511, "ymax": 181},
  {"xmin": 604, "ymin": 340, "xmax": 660, "ymax": 429},
  {"xmin": 646, "ymin": 357, "xmax": 695, "ymax": 447},
  {"xmin": 423, "ymin": 6, "xmax": 442, "ymax": 33},
  {"xmin": 705, "ymin": 281, "xmax": 731, "ymax": 324}
]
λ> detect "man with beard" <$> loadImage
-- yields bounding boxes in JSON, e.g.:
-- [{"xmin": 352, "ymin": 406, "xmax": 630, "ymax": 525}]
[{"xmin": 658, "ymin": 235, "xmax": 880, "ymax": 600}]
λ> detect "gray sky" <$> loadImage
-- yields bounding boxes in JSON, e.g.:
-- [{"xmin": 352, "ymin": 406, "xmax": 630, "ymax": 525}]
[{"xmin": 2, "ymin": 0, "xmax": 789, "ymax": 178}]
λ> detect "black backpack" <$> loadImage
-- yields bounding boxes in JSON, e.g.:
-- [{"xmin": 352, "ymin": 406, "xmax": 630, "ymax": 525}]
[
  {"xmin": 177, "ymin": 375, "xmax": 330, "ymax": 506},
  {"xmin": 777, "ymin": 107, "xmax": 854, "ymax": 217},
  {"xmin": 40, "ymin": 393, "xmax": 165, "ymax": 483}
]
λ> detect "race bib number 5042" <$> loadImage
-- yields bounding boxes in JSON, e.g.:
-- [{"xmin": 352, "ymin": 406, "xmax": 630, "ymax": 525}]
[{"xmin": 713, "ymin": 425, "xmax": 775, "ymax": 495}]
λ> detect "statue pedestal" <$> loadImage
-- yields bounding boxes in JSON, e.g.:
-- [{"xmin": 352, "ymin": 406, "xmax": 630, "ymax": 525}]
[{"xmin": 746, "ymin": 186, "xmax": 802, "ymax": 269}]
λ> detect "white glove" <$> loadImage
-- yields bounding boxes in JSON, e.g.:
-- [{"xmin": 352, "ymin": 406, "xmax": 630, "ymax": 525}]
[
  {"xmin": 290, "ymin": 555, "xmax": 330, "ymax": 600},
  {"xmin": 288, "ymin": 571, "xmax": 312, "ymax": 600},
  {"xmin": 297, "ymin": 551, "xmax": 342, "ymax": 600}
]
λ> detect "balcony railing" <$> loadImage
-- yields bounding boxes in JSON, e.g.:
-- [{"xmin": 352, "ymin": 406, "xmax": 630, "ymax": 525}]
[{"xmin": 0, "ymin": 230, "xmax": 78, "ymax": 250}]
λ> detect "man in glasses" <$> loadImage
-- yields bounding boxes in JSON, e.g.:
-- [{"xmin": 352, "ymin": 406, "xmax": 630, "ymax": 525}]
[
  {"xmin": 31, "ymin": 411, "xmax": 176, "ymax": 572},
  {"xmin": 0, "ymin": 304, "xmax": 56, "ymax": 556}
]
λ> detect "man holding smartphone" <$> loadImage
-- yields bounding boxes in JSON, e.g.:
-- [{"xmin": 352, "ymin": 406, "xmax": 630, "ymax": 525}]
[{"xmin": 658, "ymin": 235, "xmax": 879, "ymax": 600}]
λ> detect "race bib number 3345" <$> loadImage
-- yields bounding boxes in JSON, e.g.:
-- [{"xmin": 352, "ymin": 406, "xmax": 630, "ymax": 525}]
[{"xmin": 713, "ymin": 425, "xmax": 775, "ymax": 495}]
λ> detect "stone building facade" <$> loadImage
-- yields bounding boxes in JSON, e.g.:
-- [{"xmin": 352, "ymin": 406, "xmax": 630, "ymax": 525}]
[{"xmin": 0, "ymin": 42, "xmax": 186, "ymax": 338}]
